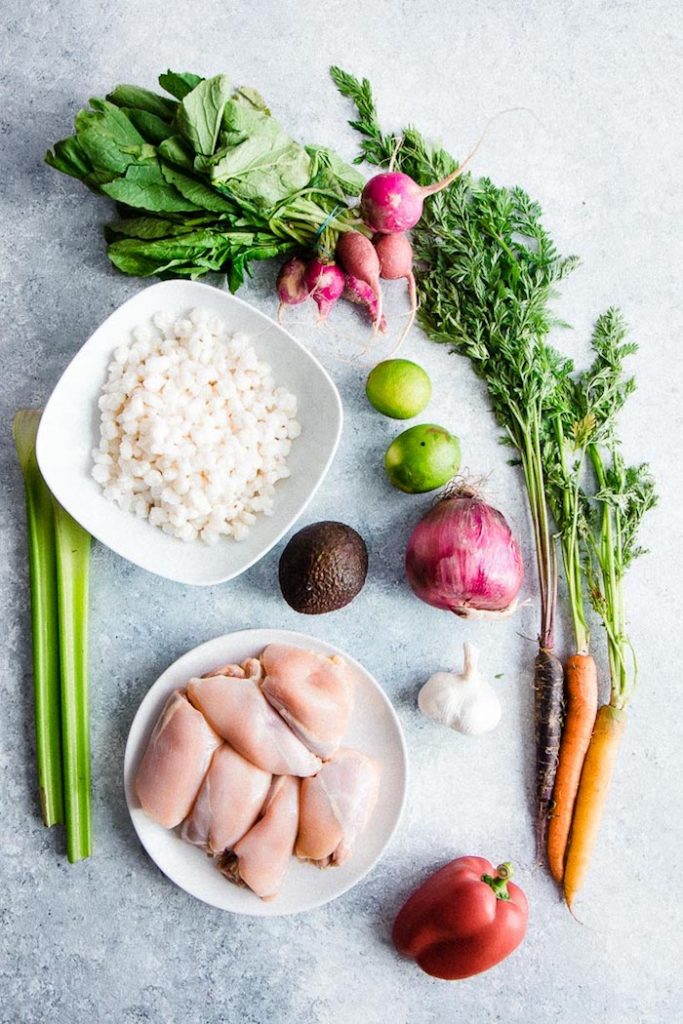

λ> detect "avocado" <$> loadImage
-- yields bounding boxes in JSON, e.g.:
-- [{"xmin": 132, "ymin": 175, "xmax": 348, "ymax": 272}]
[{"xmin": 278, "ymin": 521, "xmax": 368, "ymax": 614}]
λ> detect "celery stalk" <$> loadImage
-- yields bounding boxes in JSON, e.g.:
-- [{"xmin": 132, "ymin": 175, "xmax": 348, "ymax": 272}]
[
  {"xmin": 13, "ymin": 410, "xmax": 64, "ymax": 827},
  {"xmin": 53, "ymin": 500, "xmax": 92, "ymax": 862}
]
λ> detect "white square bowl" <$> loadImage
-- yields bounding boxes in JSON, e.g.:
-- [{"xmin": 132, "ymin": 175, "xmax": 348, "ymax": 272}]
[{"xmin": 36, "ymin": 280, "xmax": 343, "ymax": 586}]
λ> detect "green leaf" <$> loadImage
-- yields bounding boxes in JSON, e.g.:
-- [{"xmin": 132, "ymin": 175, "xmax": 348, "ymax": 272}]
[
  {"xmin": 159, "ymin": 70, "xmax": 204, "ymax": 101},
  {"xmin": 107, "ymin": 84, "xmax": 176, "ymax": 121},
  {"xmin": 74, "ymin": 98, "xmax": 146, "ymax": 174},
  {"xmin": 158, "ymin": 135, "xmax": 196, "ymax": 171},
  {"xmin": 101, "ymin": 162, "xmax": 203, "ymax": 212},
  {"xmin": 199, "ymin": 116, "xmax": 311, "ymax": 208},
  {"xmin": 220, "ymin": 96, "xmax": 270, "ymax": 147},
  {"xmin": 107, "ymin": 225, "xmax": 293, "ymax": 282},
  {"xmin": 233, "ymin": 86, "xmax": 270, "ymax": 113},
  {"xmin": 45, "ymin": 136, "xmax": 93, "ymax": 179},
  {"xmin": 122, "ymin": 109, "xmax": 175, "ymax": 145},
  {"xmin": 104, "ymin": 215, "xmax": 217, "ymax": 241},
  {"xmin": 306, "ymin": 145, "xmax": 365, "ymax": 196},
  {"xmin": 175, "ymin": 73, "xmax": 232, "ymax": 156},
  {"xmin": 107, "ymin": 231, "xmax": 229, "ymax": 276},
  {"xmin": 160, "ymin": 163, "xmax": 239, "ymax": 214}
]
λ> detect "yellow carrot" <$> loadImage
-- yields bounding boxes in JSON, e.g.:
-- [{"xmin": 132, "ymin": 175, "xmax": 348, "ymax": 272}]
[{"xmin": 563, "ymin": 704, "xmax": 626, "ymax": 908}]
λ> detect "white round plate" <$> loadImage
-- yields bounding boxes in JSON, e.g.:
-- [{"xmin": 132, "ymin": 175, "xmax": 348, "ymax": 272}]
[{"xmin": 124, "ymin": 629, "xmax": 408, "ymax": 916}]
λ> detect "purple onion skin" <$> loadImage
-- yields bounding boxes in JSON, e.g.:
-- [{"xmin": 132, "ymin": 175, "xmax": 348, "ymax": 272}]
[{"xmin": 405, "ymin": 491, "xmax": 524, "ymax": 616}]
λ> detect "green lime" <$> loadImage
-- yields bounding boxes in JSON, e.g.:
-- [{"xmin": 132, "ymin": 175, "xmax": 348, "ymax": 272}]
[
  {"xmin": 366, "ymin": 359, "xmax": 432, "ymax": 419},
  {"xmin": 384, "ymin": 424, "xmax": 461, "ymax": 493}
]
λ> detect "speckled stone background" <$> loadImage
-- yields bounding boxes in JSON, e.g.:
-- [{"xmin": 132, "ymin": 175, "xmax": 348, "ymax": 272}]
[{"xmin": 1, "ymin": 2, "xmax": 682, "ymax": 1022}]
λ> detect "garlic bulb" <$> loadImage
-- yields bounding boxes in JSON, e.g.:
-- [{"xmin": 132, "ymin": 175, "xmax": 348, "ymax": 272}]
[{"xmin": 418, "ymin": 642, "xmax": 501, "ymax": 736}]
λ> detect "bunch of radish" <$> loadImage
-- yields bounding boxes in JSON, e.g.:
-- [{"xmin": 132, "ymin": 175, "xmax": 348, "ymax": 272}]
[{"xmin": 276, "ymin": 161, "xmax": 468, "ymax": 351}]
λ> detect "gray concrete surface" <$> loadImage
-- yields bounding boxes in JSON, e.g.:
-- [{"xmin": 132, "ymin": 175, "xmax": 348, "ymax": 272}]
[{"xmin": 1, "ymin": 2, "xmax": 681, "ymax": 1022}]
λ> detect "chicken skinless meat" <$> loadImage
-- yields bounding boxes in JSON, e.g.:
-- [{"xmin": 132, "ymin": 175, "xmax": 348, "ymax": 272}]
[
  {"xmin": 220, "ymin": 775, "xmax": 300, "ymax": 900},
  {"xmin": 187, "ymin": 674, "xmax": 322, "ymax": 777},
  {"xmin": 181, "ymin": 743, "xmax": 271, "ymax": 854},
  {"xmin": 134, "ymin": 690, "xmax": 222, "ymax": 829},
  {"xmin": 296, "ymin": 748, "xmax": 381, "ymax": 867},
  {"xmin": 202, "ymin": 658, "xmax": 263, "ymax": 682},
  {"xmin": 260, "ymin": 644, "xmax": 355, "ymax": 759}
]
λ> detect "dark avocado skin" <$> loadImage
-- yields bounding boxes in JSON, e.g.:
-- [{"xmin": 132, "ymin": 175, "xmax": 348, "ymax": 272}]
[{"xmin": 278, "ymin": 521, "xmax": 368, "ymax": 614}]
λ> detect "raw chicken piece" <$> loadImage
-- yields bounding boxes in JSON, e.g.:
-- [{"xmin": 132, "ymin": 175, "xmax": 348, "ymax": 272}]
[
  {"xmin": 181, "ymin": 743, "xmax": 271, "ymax": 854},
  {"xmin": 135, "ymin": 690, "xmax": 221, "ymax": 829},
  {"xmin": 202, "ymin": 658, "xmax": 263, "ymax": 682},
  {"xmin": 187, "ymin": 674, "xmax": 322, "ymax": 777},
  {"xmin": 261, "ymin": 644, "xmax": 355, "ymax": 758},
  {"xmin": 296, "ymin": 748, "xmax": 380, "ymax": 867},
  {"xmin": 219, "ymin": 775, "xmax": 300, "ymax": 900}
]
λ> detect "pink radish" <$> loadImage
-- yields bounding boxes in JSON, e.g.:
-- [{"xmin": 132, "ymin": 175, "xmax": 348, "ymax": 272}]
[
  {"xmin": 343, "ymin": 273, "xmax": 387, "ymax": 333},
  {"xmin": 361, "ymin": 168, "xmax": 468, "ymax": 233},
  {"xmin": 360, "ymin": 110, "xmax": 514, "ymax": 234},
  {"xmin": 335, "ymin": 231, "xmax": 384, "ymax": 334},
  {"xmin": 276, "ymin": 256, "xmax": 309, "ymax": 321},
  {"xmin": 360, "ymin": 131, "xmax": 485, "ymax": 236},
  {"xmin": 304, "ymin": 258, "xmax": 345, "ymax": 321},
  {"xmin": 373, "ymin": 232, "xmax": 417, "ymax": 352}
]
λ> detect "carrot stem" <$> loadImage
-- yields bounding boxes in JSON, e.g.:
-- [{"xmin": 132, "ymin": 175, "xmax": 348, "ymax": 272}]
[
  {"xmin": 563, "ymin": 704, "xmax": 626, "ymax": 907},
  {"xmin": 547, "ymin": 653, "xmax": 598, "ymax": 882}
]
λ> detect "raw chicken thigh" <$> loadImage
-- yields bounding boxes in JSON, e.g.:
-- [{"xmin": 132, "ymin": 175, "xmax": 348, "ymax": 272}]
[
  {"xmin": 220, "ymin": 775, "xmax": 300, "ymax": 900},
  {"xmin": 187, "ymin": 673, "xmax": 321, "ymax": 777},
  {"xmin": 296, "ymin": 748, "xmax": 380, "ymax": 867},
  {"xmin": 181, "ymin": 743, "xmax": 271, "ymax": 855},
  {"xmin": 203, "ymin": 658, "xmax": 263, "ymax": 682},
  {"xmin": 261, "ymin": 644, "xmax": 355, "ymax": 758},
  {"xmin": 135, "ymin": 690, "xmax": 221, "ymax": 829}
]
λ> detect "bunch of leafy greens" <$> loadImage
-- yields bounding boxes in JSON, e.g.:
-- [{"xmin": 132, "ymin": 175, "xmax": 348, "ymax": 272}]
[{"xmin": 47, "ymin": 70, "xmax": 365, "ymax": 290}]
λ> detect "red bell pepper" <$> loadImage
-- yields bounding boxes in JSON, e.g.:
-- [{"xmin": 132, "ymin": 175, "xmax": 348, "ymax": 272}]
[{"xmin": 392, "ymin": 856, "xmax": 528, "ymax": 980}]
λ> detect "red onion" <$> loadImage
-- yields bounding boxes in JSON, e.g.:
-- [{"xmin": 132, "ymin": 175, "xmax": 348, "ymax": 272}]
[{"xmin": 405, "ymin": 485, "xmax": 524, "ymax": 619}]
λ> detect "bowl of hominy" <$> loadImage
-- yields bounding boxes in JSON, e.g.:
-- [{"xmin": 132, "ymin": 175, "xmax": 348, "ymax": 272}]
[{"xmin": 36, "ymin": 280, "xmax": 343, "ymax": 585}]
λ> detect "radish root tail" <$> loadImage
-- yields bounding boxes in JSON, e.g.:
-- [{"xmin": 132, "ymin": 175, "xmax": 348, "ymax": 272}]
[
  {"xmin": 386, "ymin": 272, "xmax": 418, "ymax": 357},
  {"xmin": 423, "ymin": 106, "xmax": 542, "ymax": 197}
]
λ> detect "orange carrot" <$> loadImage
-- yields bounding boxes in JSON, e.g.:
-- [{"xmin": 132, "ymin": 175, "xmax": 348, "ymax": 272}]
[
  {"xmin": 563, "ymin": 704, "xmax": 627, "ymax": 909},
  {"xmin": 547, "ymin": 653, "xmax": 598, "ymax": 882}
]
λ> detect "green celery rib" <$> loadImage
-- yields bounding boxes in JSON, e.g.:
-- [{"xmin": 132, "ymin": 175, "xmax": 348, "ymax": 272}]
[
  {"xmin": 53, "ymin": 500, "xmax": 92, "ymax": 862},
  {"xmin": 13, "ymin": 411, "xmax": 64, "ymax": 827}
]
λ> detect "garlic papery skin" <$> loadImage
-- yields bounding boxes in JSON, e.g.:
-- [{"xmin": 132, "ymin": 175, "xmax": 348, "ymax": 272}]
[{"xmin": 417, "ymin": 642, "xmax": 501, "ymax": 736}]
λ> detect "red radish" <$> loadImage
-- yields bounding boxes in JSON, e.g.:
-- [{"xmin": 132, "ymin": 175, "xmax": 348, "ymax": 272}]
[
  {"xmin": 336, "ymin": 231, "xmax": 383, "ymax": 334},
  {"xmin": 361, "ymin": 163, "xmax": 471, "ymax": 234},
  {"xmin": 304, "ymin": 258, "xmax": 345, "ymax": 321},
  {"xmin": 374, "ymin": 233, "xmax": 417, "ymax": 352},
  {"xmin": 343, "ymin": 274, "xmax": 387, "ymax": 333},
  {"xmin": 276, "ymin": 256, "xmax": 309, "ymax": 322}
]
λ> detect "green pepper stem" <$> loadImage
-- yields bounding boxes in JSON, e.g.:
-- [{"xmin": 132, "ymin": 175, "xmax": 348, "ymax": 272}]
[{"xmin": 481, "ymin": 862, "xmax": 514, "ymax": 900}]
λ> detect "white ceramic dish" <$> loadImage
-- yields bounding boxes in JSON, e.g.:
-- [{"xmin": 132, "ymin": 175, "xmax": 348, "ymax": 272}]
[
  {"xmin": 124, "ymin": 628, "xmax": 407, "ymax": 917},
  {"xmin": 36, "ymin": 280, "xmax": 342, "ymax": 586}
]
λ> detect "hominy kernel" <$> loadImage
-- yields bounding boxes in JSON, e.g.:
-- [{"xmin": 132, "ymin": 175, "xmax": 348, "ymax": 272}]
[{"xmin": 94, "ymin": 308, "xmax": 299, "ymax": 543}]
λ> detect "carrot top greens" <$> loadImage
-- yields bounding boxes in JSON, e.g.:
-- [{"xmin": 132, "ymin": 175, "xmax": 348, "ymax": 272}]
[
  {"xmin": 332, "ymin": 67, "xmax": 657, "ymax": 709},
  {"xmin": 332, "ymin": 65, "xmax": 577, "ymax": 653}
]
